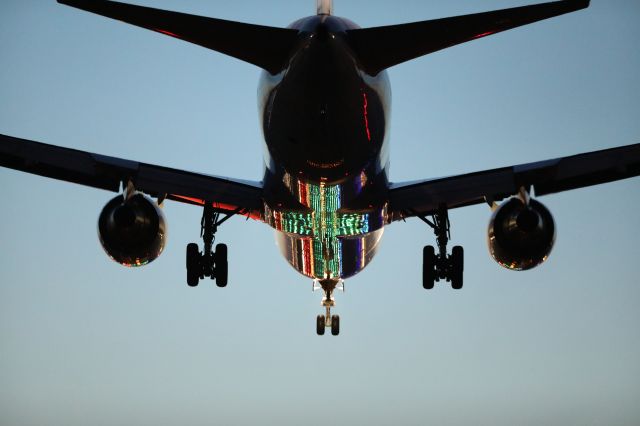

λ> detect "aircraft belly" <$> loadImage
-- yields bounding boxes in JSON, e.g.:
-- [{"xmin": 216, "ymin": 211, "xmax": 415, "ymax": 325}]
[{"xmin": 275, "ymin": 229, "xmax": 384, "ymax": 280}]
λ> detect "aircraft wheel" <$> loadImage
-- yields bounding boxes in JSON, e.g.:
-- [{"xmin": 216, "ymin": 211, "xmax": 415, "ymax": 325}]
[
  {"xmin": 316, "ymin": 315, "xmax": 326, "ymax": 335},
  {"xmin": 423, "ymin": 245, "xmax": 437, "ymax": 289},
  {"xmin": 451, "ymin": 245, "xmax": 464, "ymax": 290},
  {"xmin": 186, "ymin": 243, "xmax": 200, "ymax": 287},
  {"xmin": 215, "ymin": 243, "xmax": 228, "ymax": 287},
  {"xmin": 331, "ymin": 315, "xmax": 340, "ymax": 336}
]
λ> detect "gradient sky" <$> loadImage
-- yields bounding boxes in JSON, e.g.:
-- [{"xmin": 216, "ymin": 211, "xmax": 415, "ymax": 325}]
[{"xmin": 1, "ymin": 1, "xmax": 639, "ymax": 425}]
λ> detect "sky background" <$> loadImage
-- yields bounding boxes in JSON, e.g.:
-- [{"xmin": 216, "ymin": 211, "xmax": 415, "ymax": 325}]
[{"xmin": 1, "ymin": 1, "xmax": 639, "ymax": 425}]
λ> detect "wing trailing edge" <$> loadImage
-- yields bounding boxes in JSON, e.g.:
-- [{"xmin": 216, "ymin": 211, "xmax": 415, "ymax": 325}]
[
  {"xmin": 347, "ymin": 0, "xmax": 590, "ymax": 75},
  {"xmin": 58, "ymin": 0, "xmax": 299, "ymax": 74}
]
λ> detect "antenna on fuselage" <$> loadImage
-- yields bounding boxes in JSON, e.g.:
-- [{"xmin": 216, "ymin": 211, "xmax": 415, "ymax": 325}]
[{"xmin": 317, "ymin": 0, "xmax": 333, "ymax": 15}]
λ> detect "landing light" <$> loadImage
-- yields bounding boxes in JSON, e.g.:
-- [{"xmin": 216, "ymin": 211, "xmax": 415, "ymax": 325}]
[{"xmin": 312, "ymin": 279, "xmax": 345, "ymax": 292}]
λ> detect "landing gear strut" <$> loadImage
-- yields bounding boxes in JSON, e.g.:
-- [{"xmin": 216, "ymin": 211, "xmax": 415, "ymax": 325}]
[
  {"xmin": 186, "ymin": 202, "xmax": 240, "ymax": 287},
  {"xmin": 314, "ymin": 278, "xmax": 343, "ymax": 336},
  {"xmin": 419, "ymin": 204, "xmax": 464, "ymax": 290}
]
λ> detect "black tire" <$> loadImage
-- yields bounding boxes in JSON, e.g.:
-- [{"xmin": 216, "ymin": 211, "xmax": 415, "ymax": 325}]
[
  {"xmin": 331, "ymin": 315, "xmax": 340, "ymax": 336},
  {"xmin": 186, "ymin": 243, "xmax": 200, "ymax": 287},
  {"xmin": 451, "ymin": 245, "xmax": 464, "ymax": 290},
  {"xmin": 423, "ymin": 245, "xmax": 437, "ymax": 289},
  {"xmin": 214, "ymin": 243, "xmax": 228, "ymax": 287},
  {"xmin": 316, "ymin": 315, "xmax": 325, "ymax": 335}
]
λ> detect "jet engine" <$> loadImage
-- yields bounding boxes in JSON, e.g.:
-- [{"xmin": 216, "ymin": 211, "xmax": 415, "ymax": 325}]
[
  {"xmin": 488, "ymin": 197, "xmax": 555, "ymax": 271},
  {"xmin": 98, "ymin": 193, "xmax": 167, "ymax": 267}
]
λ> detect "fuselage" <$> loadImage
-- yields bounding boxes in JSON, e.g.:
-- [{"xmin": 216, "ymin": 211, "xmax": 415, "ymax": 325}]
[{"xmin": 258, "ymin": 15, "xmax": 392, "ymax": 281}]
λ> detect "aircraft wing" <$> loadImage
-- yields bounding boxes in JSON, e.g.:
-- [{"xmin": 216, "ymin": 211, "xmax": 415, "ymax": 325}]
[
  {"xmin": 388, "ymin": 143, "xmax": 640, "ymax": 221},
  {"xmin": 0, "ymin": 133, "xmax": 264, "ymax": 218}
]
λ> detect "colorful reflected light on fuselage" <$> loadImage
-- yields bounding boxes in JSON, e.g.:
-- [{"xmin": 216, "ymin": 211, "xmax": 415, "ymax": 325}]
[
  {"xmin": 268, "ymin": 175, "xmax": 385, "ymax": 280},
  {"xmin": 259, "ymin": 15, "xmax": 392, "ymax": 281}
]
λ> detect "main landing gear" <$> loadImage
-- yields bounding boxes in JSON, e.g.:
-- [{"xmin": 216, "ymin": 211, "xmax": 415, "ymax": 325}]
[
  {"xmin": 186, "ymin": 202, "xmax": 240, "ymax": 288},
  {"xmin": 314, "ymin": 278, "xmax": 343, "ymax": 336},
  {"xmin": 418, "ymin": 204, "xmax": 464, "ymax": 290}
]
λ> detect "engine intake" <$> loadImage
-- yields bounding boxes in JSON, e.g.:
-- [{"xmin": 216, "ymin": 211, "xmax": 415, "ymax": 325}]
[
  {"xmin": 98, "ymin": 193, "xmax": 167, "ymax": 267},
  {"xmin": 488, "ymin": 197, "xmax": 555, "ymax": 271}
]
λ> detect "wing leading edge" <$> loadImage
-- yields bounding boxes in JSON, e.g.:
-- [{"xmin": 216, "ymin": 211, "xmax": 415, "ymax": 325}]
[
  {"xmin": 57, "ymin": 0, "xmax": 299, "ymax": 74},
  {"xmin": 388, "ymin": 143, "xmax": 640, "ymax": 220},
  {"xmin": 348, "ymin": 0, "xmax": 590, "ymax": 75},
  {"xmin": 0, "ymin": 134, "xmax": 264, "ymax": 219}
]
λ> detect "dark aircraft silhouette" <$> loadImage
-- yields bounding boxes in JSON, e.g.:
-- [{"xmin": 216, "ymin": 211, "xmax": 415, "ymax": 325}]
[{"xmin": 1, "ymin": 0, "xmax": 639, "ymax": 335}]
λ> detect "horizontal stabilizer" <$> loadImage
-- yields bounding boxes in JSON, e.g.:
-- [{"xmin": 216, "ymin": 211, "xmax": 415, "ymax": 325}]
[
  {"xmin": 347, "ymin": 0, "xmax": 590, "ymax": 75},
  {"xmin": 58, "ymin": 0, "xmax": 299, "ymax": 74}
]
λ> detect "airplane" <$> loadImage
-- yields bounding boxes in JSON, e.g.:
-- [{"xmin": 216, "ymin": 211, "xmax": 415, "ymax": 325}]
[{"xmin": 1, "ymin": 0, "xmax": 639, "ymax": 336}]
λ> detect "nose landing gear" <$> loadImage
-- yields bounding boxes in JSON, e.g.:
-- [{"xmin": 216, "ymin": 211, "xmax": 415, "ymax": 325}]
[{"xmin": 314, "ymin": 278, "xmax": 343, "ymax": 336}]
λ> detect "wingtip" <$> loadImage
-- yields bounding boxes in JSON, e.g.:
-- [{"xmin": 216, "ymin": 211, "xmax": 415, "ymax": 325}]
[
  {"xmin": 575, "ymin": 0, "xmax": 591, "ymax": 9},
  {"xmin": 561, "ymin": 0, "xmax": 590, "ymax": 10},
  {"xmin": 57, "ymin": 0, "xmax": 96, "ymax": 6}
]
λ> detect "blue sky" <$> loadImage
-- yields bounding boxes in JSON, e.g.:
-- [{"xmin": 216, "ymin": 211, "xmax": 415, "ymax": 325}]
[{"xmin": 1, "ymin": 1, "xmax": 639, "ymax": 425}]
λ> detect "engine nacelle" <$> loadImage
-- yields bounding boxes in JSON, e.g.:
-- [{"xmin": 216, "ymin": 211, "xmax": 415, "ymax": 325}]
[
  {"xmin": 488, "ymin": 197, "xmax": 555, "ymax": 271},
  {"xmin": 98, "ymin": 193, "xmax": 167, "ymax": 267}
]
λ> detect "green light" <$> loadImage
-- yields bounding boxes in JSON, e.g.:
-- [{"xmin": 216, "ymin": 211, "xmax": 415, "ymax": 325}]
[{"xmin": 275, "ymin": 179, "xmax": 376, "ymax": 279}]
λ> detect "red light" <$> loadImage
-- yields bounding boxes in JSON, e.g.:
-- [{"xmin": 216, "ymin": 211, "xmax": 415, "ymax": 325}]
[
  {"xmin": 298, "ymin": 180, "xmax": 308, "ymax": 206},
  {"xmin": 155, "ymin": 28, "xmax": 181, "ymax": 38},
  {"xmin": 302, "ymin": 238, "xmax": 313, "ymax": 276},
  {"xmin": 171, "ymin": 195, "xmax": 205, "ymax": 205},
  {"xmin": 362, "ymin": 92, "xmax": 371, "ymax": 142},
  {"xmin": 473, "ymin": 31, "xmax": 495, "ymax": 39},
  {"xmin": 170, "ymin": 195, "xmax": 261, "ymax": 220}
]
